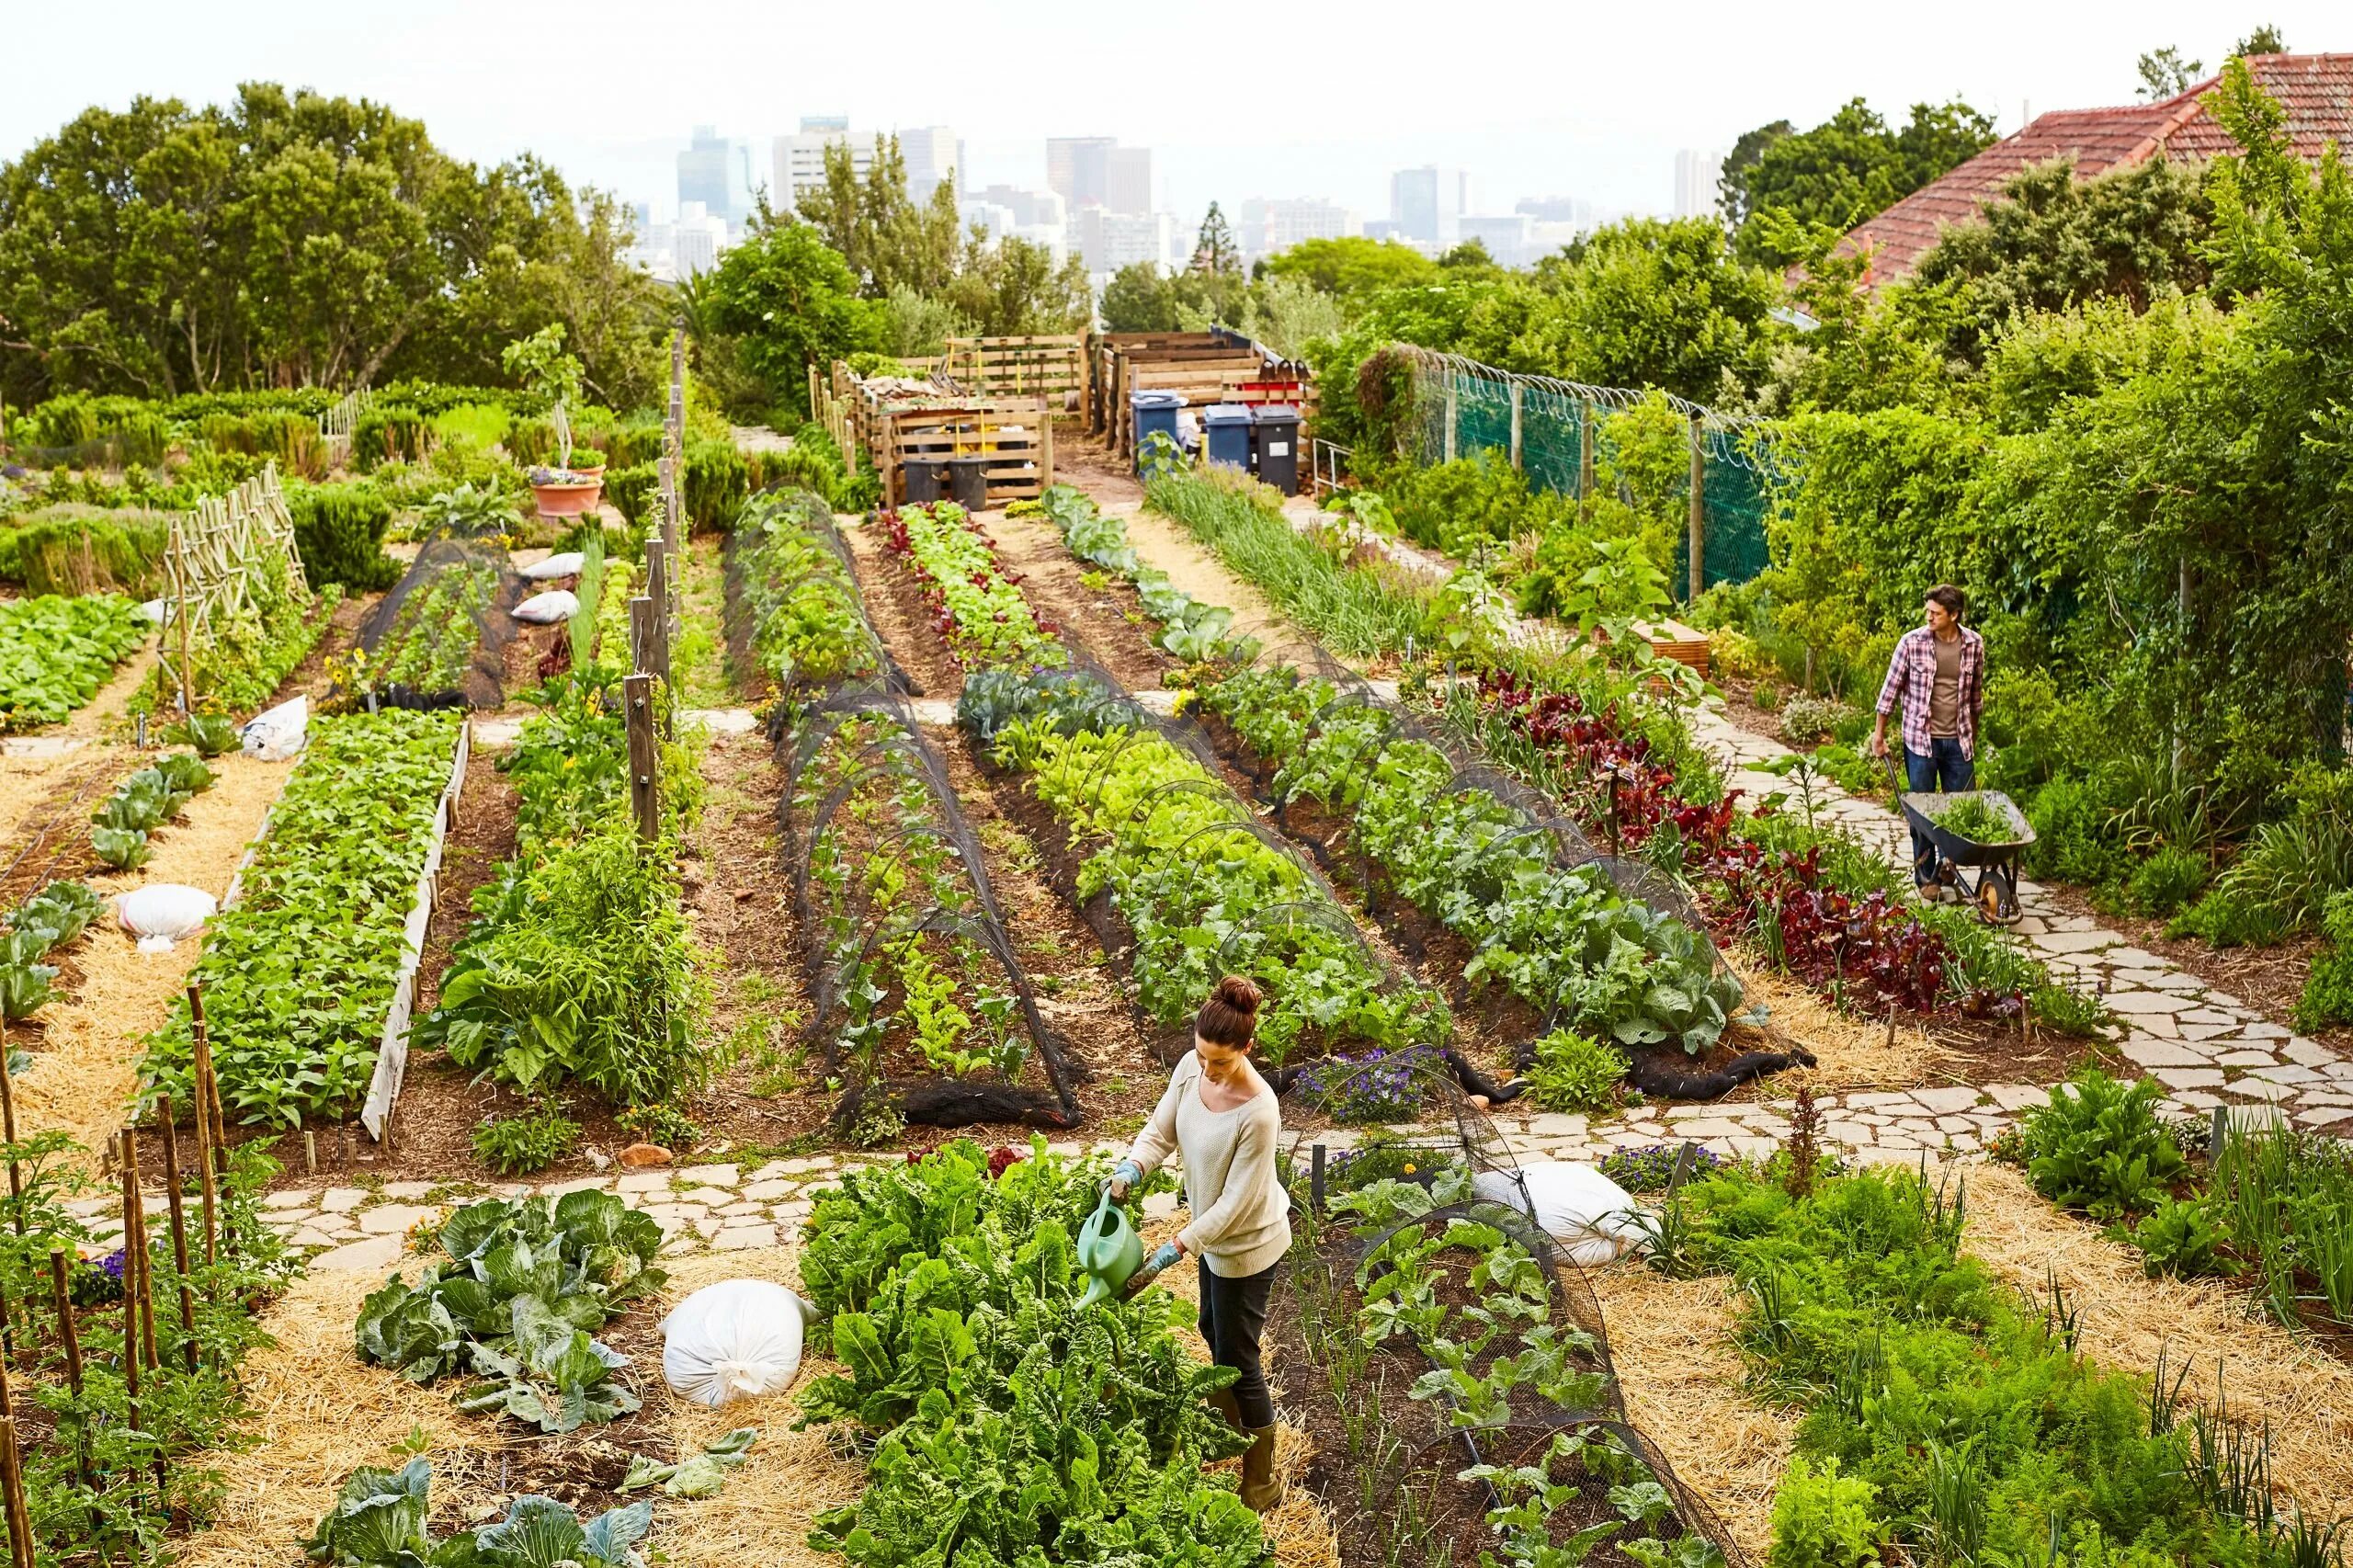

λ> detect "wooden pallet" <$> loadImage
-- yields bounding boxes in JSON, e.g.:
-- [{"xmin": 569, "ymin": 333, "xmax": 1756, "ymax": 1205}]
[
  {"xmin": 944, "ymin": 335, "xmax": 1086, "ymax": 403},
  {"xmin": 876, "ymin": 397, "xmax": 1055, "ymax": 509}
]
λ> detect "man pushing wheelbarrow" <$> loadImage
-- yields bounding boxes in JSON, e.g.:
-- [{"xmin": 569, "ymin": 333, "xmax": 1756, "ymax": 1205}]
[{"xmin": 1869, "ymin": 585, "xmax": 1984, "ymax": 901}]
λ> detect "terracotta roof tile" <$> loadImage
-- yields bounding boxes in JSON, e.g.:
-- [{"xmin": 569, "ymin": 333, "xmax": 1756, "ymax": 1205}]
[{"xmin": 1830, "ymin": 52, "xmax": 2353, "ymax": 285}]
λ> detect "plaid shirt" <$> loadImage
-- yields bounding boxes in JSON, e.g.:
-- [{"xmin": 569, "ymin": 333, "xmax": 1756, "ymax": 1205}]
[{"xmin": 1877, "ymin": 624, "xmax": 1984, "ymax": 756}]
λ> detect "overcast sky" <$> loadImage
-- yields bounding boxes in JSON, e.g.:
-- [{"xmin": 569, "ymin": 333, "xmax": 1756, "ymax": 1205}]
[{"xmin": 3, "ymin": 0, "xmax": 2339, "ymax": 230}]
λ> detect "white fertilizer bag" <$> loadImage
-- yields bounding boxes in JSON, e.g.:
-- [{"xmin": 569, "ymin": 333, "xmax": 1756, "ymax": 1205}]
[
  {"xmin": 242, "ymin": 694, "xmax": 309, "ymax": 761},
  {"xmin": 116, "ymin": 884, "xmax": 219, "ymax": 955},
  {"xmin": 521, "ymin": 551, "xmax": 585, "ymax": 580},
  {"xmin": 662, "ymin": 1279, "xmax": 805, "ymax": 1408},
  {"xmin": 1473, "ymin": 1163, "xmax": 1645, "ymax": 1267},
  {"xmin": 511, "ymin": 589, "xmax": 579, "ymax": 625}
]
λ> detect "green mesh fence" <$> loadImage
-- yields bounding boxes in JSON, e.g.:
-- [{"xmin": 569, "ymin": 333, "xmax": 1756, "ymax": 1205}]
[{"xmin": 1400, "ymin": 347, "xmax": 1776, "ymax": 597}]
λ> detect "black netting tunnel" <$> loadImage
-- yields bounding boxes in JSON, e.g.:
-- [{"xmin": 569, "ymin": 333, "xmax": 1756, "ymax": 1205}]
[
  {"xmin": 1190, "ymin": 646, "xmax": 1816, "ymax": 1101},
  {"xmin": 345, "ymin": 538, "xmax": 521, "ymax": 710},
  {"xmin": 1281, "ymin": 1074, "xmax": 1754, "ymax": 1568}
]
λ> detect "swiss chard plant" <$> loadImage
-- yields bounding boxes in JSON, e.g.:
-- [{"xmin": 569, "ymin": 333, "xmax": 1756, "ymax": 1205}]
[
  {"xmin": 881, "ymin": 501, "xmax": 1065, "ymax": 669},
  {"xmin": 733, "ymin": 487, "xmax": 877, "ymax": 694}
]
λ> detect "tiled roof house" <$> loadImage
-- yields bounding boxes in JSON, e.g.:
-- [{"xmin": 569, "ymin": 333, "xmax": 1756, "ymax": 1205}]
[{"xmin": 1831, "ymin": 52, "xmax": 2353, "ymax": 286}]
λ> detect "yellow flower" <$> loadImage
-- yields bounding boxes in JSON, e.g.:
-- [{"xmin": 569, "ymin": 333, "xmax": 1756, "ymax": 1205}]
[{"xmin": 1402, "ymin": 1163, "xmax": 1416, "ymax": 1175}]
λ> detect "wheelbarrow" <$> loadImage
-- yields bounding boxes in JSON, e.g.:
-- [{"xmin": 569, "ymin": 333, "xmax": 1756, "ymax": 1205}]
[{"xmin": 1888, "ymin": 763, "xmax": 2037, "ymax": 926}]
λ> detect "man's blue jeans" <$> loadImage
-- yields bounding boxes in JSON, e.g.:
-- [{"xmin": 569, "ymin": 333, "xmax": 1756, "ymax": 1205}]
[{"xmin": 1905, "ymin": 737, "xmax": 1975, "ymax": 887}]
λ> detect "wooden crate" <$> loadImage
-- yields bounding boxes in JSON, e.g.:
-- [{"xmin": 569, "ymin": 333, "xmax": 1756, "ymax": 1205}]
[
  {"xmin": 876, "ymin": 397, "xmax": 1056, "ymax": 509},
  {"xmin": 944, "ymin": 336, "xmax": 1086, "ymax": 404}
]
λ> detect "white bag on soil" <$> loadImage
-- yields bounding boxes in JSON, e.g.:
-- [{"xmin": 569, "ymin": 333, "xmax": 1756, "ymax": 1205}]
[
  {"xmin": 116, "ymin": 884, "xmax": 219, "ymax": 954},
  {"xmin": 243, "ymin": 695, "xmax": 309, "ymax": 761},
  {"xmin": 1473, "ymin": 1163, "xmax": 1645, "ymax": 1267},
  {"xmin": 511, "ymin": 589, "xmax": 579, "ymax": 624},
  {"xmin": 661, "ymin": 1279, "xmax": 805, "ymax": 1408},
  {"xmin": 521, "ymin": 551, "xmax": 585, "ymax": 580}
]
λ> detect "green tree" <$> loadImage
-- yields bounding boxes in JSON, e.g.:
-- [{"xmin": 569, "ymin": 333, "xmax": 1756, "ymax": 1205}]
[
  {"xmin": 1100, "ymin": 262, "xmax": 1180, "ymax": 331},
  {"xmin": 1720, "ymin": 119, "xmax": 1794, "ymax": 228},
  {"xmin": 699, "ymin": 220, "xmax": 883, "ymax": 417},
  {"xmin": 0, "ymin": 85, "xmax": 662, "ymax": 406},
  {"xmin": 2234, "ymin": 24, "xmax": 2287, "ymax": 54},
  {"xmin": 1256, "ymin": 235, "xmax": 1438, "ymax": 296},
  {"xmin": 1191, "ymin": 202, "xmax": 1240, "ymax": 276},
  {"xmin": 2137, "ymin": 45, "xmax": 2205, "ymax": 99},
  {"xmin": 940, "ymin": 234, "xmax": 1091, "ymax": 336},
  {"xmin": 1728, "ymin": 97, "xmax": 1997, "ymax": 268},
  {"xmin": 792, "ymin": 136, "xmax": 961, "ymax": 300},
  {"xmin": 1518, "ymin": 218, "xmax": 1780, "ymax": 401}
]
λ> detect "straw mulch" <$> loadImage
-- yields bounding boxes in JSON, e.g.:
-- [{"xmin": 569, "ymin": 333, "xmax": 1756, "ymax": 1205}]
[
  {"xmin": 1961, "ymin": 1161, "xmax": 2353, "ymax": 1525},
  {"xmin": 1587, "ymin": 1260, "xmax": 1793, "ymax": 1561},
  {"xmin": 67, "ymin": 639, "xmax": 161, "ymax": 737},
  {"xmin": 176, "ymin": 1267, "xmax": 515, "ymax": 1568},
  {"xmin": 1726, "ymin": 949, "xmax": 1942, "ymax": 1094},
  {"xmin": 17, "ymin": 751, "xmax": 294, "ymax": 1166}
]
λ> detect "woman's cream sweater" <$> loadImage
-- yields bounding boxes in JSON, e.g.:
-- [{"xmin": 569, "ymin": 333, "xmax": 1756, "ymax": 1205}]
[{"xmin": 1124, "ymin": 1051, "xmax": 1291, "ymax": 1278}]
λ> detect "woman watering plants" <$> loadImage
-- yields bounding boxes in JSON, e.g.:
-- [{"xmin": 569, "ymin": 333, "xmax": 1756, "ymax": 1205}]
[{"xmin": 1108, "ymin": 974, "xmax": 1290, "ymax": 1513}]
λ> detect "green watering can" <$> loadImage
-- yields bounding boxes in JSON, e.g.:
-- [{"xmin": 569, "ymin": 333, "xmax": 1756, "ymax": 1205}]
[{"xmin": 1076, "ymin": 1188, "xmax": 1143, "ymax": 1308}]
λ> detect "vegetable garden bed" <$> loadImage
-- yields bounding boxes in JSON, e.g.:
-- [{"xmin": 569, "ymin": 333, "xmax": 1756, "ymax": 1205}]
[
  {"xmin": 142, "ymin": 708, "xmax": 466, "ymax": 1130},
  {"xmin": 0, "ymin": 592, "xmax": 147, "ymax": 731}
]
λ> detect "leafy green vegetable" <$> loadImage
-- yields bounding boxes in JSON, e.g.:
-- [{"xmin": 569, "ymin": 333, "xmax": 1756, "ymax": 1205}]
[
  {"xmin": 734, "ymin": 488, "xmax": 876, "ymax": 691},
  {"xmin": 302, "ymin": 1457, "xmax": 654, "ymax": 1567},
  {"xmin": 0, "ymin": 592, "xmax": 145, "ymax": 731},
  {"xmin": 354, "ymin": 1190, "xmax": 665, "ymax": 1436},
  {"xmin": 142, "ymin": 708, "xmax": 463, "ymax": 1126},
  {"xmin": 90, "ymin": 824, "xmax": 152, "ymax": 870}
]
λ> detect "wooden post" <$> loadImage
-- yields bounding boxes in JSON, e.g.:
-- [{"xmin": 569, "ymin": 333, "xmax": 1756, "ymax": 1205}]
[
  {"xmin": 1442, "ymin": 371, "xmax": 1458, "ymax": 464},
  {"xmin": 1577, "ymin": 401, "xmax": 1597, "ymax": 510},
  {"xmin": 1688, "ymin": 414, "xmax": 1707, "ymax": 603},
  {"xmin": 628, "ymin": 596, "xmax": 654, "ymax": 680},
  {"xmin": 1508, "ymin": 381, "xmax": 1524, "ymax": 472},
  {"xmin": 0, "ymin": 1413, "xmax": 32, "ymax": 1568},
  {"xmin": 623, "ymin": 673, "xmax": 660, "ymax": 845},
  {"xmin": 157, "ymin": 1097, "xmax": 199, "ymax": 1374},
  {"xmin": 1041, "ymin": 415, "xmax": 1056, "ymax": 491},
  {"xmin": 46, "ymin": 1250, "xmax": 95, "ymax": 1494},
  {"xmin": 119, "ymin": 1127, "xmax": 158, "ymax": 1372},
  {"xmin": 187, "ymin": 986, "xmax": 221, "ymax": 1273},
  {"xmin": 0, "ymin": 1025, "xmax": 22, "ymax": 1230},
  {"xmin": 643, "ymin": 548, "xmax": 674, "ymax": 736}
]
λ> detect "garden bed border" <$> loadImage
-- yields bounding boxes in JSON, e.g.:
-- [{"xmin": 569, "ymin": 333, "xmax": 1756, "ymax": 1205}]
[{"xmin": 361, "ymin": 714, "xmax": 472, "ymax": 1138}]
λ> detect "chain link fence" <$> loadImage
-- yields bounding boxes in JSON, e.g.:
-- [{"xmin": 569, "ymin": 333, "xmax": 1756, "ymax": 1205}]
[{"xmin": 1397, "ymin": 346, "xmax": 1778, "ymax": 596}]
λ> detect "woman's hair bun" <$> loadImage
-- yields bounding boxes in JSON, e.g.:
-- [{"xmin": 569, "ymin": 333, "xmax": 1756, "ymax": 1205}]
[{"xmin": 1197, "ymin": 974, "xmax": 1263, "ymax": 1047}]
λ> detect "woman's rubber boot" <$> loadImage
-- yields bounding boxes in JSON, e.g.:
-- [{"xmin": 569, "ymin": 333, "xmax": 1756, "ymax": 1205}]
[{"xmin": 1239, "ymin": 1424, "xmax": 1283, "ymax": 1513}]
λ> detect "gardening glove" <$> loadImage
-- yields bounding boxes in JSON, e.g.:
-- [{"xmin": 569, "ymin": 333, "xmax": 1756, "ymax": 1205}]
[
  {"xmin": 1107, "ymin": 1160, "xmax": 1142, "ymax": 1202},
  {"xmin": 1122, "ymin": 1240, "xmax": 1184, "ymax": 1300}
]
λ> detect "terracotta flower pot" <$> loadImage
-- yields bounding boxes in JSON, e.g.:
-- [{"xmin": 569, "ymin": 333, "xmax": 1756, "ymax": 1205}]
[{"xmin": 531, "ymin": 477, "xmax": 603, "ymax": 517}]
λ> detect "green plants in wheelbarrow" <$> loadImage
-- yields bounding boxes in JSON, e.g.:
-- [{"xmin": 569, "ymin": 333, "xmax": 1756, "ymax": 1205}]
[{"xmin": 1929, "ymin": 794, "xmax": 2027, "ymax": 846}]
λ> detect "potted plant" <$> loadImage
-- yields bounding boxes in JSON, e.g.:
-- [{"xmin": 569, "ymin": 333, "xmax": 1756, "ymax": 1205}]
[
  {"xmin": 504, "ymin": 325, "xmax": 603, "ymax": 516},
  {"xmin": 568, "ymin": 445, "xmax": 607, "ymax": 481}
]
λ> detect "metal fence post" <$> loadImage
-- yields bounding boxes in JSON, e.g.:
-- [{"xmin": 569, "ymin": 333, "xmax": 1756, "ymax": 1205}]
[
  {"xmin": 1443, "ymin": 371, "xmax": 1458, "ymax": 464},
  {"xmin": 1578, "ymin": 402, "xmax": 1597, "ymax": 507},
  {"xmin": 1508, "ymin": 381, "xmax": 1524, "ymax": 472}
]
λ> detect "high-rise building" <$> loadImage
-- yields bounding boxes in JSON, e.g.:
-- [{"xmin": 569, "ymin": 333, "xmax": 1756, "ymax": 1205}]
[
  {"xmin": 1674, "ymin": 149, "xmax": 1726, "ymax": 220},
  {"xmin": 1390, "ymin": 166, "xmax": 1471, "ymax": 247},
  {"xmin": 901, "ymin": 126, "xmax": 961, "ymax": 203},
  {"xmin": 678, "ymin": 127, "xmax": 739, "ymax": 224},
  {"xmin": 1235, "ymin": 198, "xmax": 1363, "ymax": 266},
  {"xmin": 1516, "ymin": 195, "xmax": 1594, "ymax": 227},
  {"xmin": 962, "ymin": 185, "xmax": 1069, "ymax": 260},
  {"xmin": 1048, "ymin": 136, "xmax": 1116, "ymax": 209},
  {"xmin": 672, "ymin": 201, "xmax": 729, "ymax": 278},
  {"xmin": 773, "ymin": 116, "xmax": 874, "ymax": 216},
  {"xmin": 1105, "ymin": 147, "xmax": 1153, "ymax": 215},
  {"xmin": 1459, "ymin": 212, "xmax": 1535, "ymax": 267},
  {"xmin": 1049, "ymin": 137, "xmax": 1152, "ymax": 216},
  {"xmin": 1073, "ymin": 206, "xmax": 1174, "ymax": 279}
]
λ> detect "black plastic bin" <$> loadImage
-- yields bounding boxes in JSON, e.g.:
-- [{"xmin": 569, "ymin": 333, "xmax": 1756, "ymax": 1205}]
[
  {"xmin": 900, "ymin": 457, "xmax": 948, "ymax": 505},
  {"xmin": 945, "ymin": 455, "xmax": 991, "ymax": 512},
  {"xmin": 1252, "ymin": 404, "xmax": 1302, "ymax": 494}
]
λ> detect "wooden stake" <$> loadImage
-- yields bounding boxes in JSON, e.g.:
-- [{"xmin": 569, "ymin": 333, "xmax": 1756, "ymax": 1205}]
[
  {"xmin": 0, "ymin": 1414, "xmax": 33, "ymax": 1568},
  {"xmin": 1886, "ymin": 1006, "xmax": 1899, "ymax": 1049},
  {"xmin": 623, "ymin": 673, "xmax": 660, "ymax": 846},
  {"xmin": 303, "ymin": 1131, "xmax": 316, "ymax": 1176},
  {"xmin": 1687, "ymin": 413, "xmax": 1707, "ymax": 603},
  {"xmin": 0, "ymin": 1022, "xmax": 23, "ymax": 1231},
  {"xmin": 119, "ymin": 1127, "xmax": 158, "ymax": 1373},
  {"xmin": 46, "ymin": 1250, "xmax": 96, "ymax": 1493},
  {"xmin": 188, "ymin": 985, "xmax": 230, "ymax": 1260},
  {"xmin": 157, "ymin": 1098, "xmax": 199, "ymax": 1374}
]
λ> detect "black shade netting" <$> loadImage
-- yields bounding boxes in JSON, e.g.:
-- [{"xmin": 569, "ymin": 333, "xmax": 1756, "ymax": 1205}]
[{"xmin": 347, "ymin": 538, "xmax": 520, "ymax": 710}]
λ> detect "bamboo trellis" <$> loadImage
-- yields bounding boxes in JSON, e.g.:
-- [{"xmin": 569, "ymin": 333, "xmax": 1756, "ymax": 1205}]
[{"xmin": 158, "ymin": 464, "xmax": 312, "ymax": 712}]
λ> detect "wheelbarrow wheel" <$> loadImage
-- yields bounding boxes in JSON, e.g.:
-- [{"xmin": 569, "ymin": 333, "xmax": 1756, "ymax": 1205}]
[{"xmin": 1977, "ymin": 859, "xmax": 2023, "ymax": 926}]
